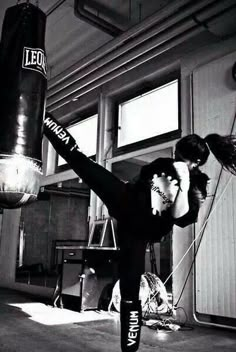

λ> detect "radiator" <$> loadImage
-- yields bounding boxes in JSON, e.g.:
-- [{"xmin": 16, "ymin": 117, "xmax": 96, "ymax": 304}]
[
  {"xmin": 192, "ymin": 50, "xmax": 236, "ymax": 323},
  {"xmin": 195, "ymin": 173, "xmax": 236, "ymax": 319}
]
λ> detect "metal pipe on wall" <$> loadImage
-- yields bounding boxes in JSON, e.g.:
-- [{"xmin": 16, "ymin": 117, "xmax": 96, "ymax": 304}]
[
  {"xmin": 47, "ymin": 0, "xmax": 194, "ymax": 89},
  {"xmin": 48, "ymin": 0, "xmax": 215, "ymax": 97},
  {"xmin": 47, "ymin": 25, "xmax": 205, "ymax": 111},
  {"xmin": 47, "ymin": 18, "xmax": 201, "ymax": 107},
  {"xmin": 47, "ymin": 0, "xmax": 236, "ymax": 112}
]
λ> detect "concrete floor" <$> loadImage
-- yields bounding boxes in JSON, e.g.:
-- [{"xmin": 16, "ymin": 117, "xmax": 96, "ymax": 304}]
[{"xmin": 0, "ymin": 288, "xmax": 235, "ymax": 352}]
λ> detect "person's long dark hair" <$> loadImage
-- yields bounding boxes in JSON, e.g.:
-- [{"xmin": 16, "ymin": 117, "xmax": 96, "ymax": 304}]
[
  {"xmin": 175, "ymin": 133, "xmax": 236, "ymax": 174},
  {"xmin": 205, "ymin": 134, "xmax": 236, "ymax": 174}
]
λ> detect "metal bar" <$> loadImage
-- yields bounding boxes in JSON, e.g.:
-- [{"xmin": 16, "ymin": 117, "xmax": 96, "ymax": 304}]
[
  {"xmin": 47, "ymin": 0, "xmax": 236, "ymax": 112},
  {"xmin": 47, "ymin": 18, "xmax": 198, "ymax": 106},
  {"xmin": 47, "ymin": 25, "xmax": 205, "ymax": 111},
  {"xmin": 47, "ymin": 0, "xmax": 196, "ymax": 89},
  {"xmin": 48, "ymin": 0, "xmax": 216, "ymax": 94}
]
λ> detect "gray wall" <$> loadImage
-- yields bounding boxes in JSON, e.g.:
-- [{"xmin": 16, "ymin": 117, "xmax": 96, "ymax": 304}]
[{"xmin": 21, "ymin": 192, "xmax": 89, "ymax": 271}]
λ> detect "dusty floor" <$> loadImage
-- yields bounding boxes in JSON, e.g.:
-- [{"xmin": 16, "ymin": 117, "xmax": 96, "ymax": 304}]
[{"xmin": 0, "ymin": 288, "xmax": 235, "ymax": 352}]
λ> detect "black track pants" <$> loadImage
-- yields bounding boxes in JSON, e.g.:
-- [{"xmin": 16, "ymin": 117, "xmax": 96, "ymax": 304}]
[{"xmin": 44, "ymin": 113, "xmax": 148, "ymax": 301}]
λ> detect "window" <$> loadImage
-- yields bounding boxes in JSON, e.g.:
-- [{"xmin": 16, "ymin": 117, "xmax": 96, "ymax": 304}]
[
  {"xmin": 58, "ymin": 114, "xmax": 98, "ymax": 167},
  {"xmin": 117, "ymin": 79, "xmax": 179, "ymax": 149}
]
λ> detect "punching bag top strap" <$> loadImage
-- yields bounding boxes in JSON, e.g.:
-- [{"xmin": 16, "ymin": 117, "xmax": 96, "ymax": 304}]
[{"xmin": 8, "ymin": 2, "xmax": 46, "ymax": 20}]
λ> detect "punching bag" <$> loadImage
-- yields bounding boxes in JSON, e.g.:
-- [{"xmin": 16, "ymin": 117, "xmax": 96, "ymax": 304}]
[{"xmin": 0, "ymin": 2, "xmax": 47, "ymax": 208}]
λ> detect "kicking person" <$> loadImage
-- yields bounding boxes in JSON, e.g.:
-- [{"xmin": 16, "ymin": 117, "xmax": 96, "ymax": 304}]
[{"xmin": 43, "ymin": 112, "xmax": 235, "ymax": 352}]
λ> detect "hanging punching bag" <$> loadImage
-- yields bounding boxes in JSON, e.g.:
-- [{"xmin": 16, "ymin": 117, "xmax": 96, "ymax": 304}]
[{"xmin": 0, "ymin": 2, "xmax": 47, "ymax": 208}]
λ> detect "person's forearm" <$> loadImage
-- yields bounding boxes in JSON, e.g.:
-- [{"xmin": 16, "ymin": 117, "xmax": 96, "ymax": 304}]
[{"xmin": 171, "ymin": 188, "xmax": 189, "ymax": 219}]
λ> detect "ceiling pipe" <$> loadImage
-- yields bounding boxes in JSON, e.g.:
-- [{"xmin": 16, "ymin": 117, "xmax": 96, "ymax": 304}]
[
  {"xmin": 47, "ymin": 0, "xmax": 236, "ymax": 111},
  {"xmin": 47, "ymin": 26, "xmax": 205, "ymax": 111},
  {"xmin": 48, "ymin": 0, "xmax": 216, "ymax": 99},
  {"xmin": 46, "ymin": 16, "xmax": 231, "ymax": 112},
  {"xmin": 47, "ymin": 21, "xmax": 201, "ymax": 108},
  {"xmin": 74, "ymin": 0, "xmax": 122, "ymax": 37},
  {"xmin": 47, "ymin": 0, "xmax": 194, "ymax": 89}
]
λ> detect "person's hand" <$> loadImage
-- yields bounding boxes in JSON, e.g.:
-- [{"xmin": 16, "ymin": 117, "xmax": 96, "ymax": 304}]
[{"xmin": 173, "ymin": 161, "xmax": 190, "ymax": 192}]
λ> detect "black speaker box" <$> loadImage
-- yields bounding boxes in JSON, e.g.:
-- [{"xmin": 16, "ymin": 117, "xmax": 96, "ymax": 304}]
[{"xmin": 61, "ymin": 259, "xmax": 83, "ymax": 312}]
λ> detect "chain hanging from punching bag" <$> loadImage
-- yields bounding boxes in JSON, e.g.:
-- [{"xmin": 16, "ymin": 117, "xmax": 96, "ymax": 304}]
[{"xmin": 0, "ymin": 2, "xmax": 47, "ymax": 208}]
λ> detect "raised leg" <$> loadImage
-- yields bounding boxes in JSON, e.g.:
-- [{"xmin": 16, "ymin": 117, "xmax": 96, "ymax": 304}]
[{"xmin": 44, "ymin": 112, "xmax": 126, "ymax": 217}]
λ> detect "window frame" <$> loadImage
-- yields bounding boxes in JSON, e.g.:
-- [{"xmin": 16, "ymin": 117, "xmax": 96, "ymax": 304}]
[
  {"xmin": 55, "ymin": 111, "xmax": 98, "ymax": 173},
  {"xmin": 112, "ymin": 72, "xmax": 181, "ymax": 156}
]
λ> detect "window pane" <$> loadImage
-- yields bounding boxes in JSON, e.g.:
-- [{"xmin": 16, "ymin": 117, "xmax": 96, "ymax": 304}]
[
  {"xmin": 117, "ymin": 80, "xmax": 179, "ymax": 147},
  {"xmin": 58, "ymin": 114, "xmax": 98, "ymax": 166}
]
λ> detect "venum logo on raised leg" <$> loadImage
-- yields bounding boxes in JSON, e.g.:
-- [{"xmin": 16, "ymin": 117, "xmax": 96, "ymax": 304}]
[
  {"xmin": 44, "ymin": 117, "xmax": 70, "ymax": 145},
  {"xmin": 44, "ymin": 116, "xmax": 79, "ymax": 152},
  {"xmin": 22, "ymin": 47, "xmax": 47, "ymax": 78}
]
